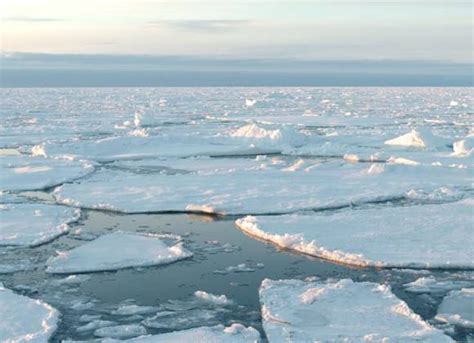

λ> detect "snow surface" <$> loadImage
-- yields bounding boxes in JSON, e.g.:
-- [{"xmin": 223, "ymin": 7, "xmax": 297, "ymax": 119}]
[
  {"xmin": 435, "ymin": 288, "xmax": 474, "ymax": 329},
  {"xmin": 0, "ymin": 284, "xmax": 59, "ymax": 342},
  {"xmin": 236, "ymin": 199, "xmax": 474, "ymax": 269},
  {"xmin": 53, "ymin": 161, "xmax": 472, "ymax": 215},
  {"xmin": 0, "ymin": 155, "xmax": 93, "ymax": 192},
  {"xmin": 384, "ymin": 128, "xmax": 448, "ymax": 149},
  {"xmin": 46, "ymin": 232, "xmax": 192, "ymax": 274},
  {"xmin": 108, "ymin": 324, "xmax": 261, "ymax": 342},
  {"xmin": 0, "ymin": 203, "xmax": 80, "ymax": 247},
  {"xmin": 259, "ymin": 278, "xmax": 452, "ymax": 342}
]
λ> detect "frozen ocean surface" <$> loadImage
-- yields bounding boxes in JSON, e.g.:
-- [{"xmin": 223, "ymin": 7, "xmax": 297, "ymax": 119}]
[{"xmin": 0, "ymin": 87, "xmax": 473, "ymax": 342}]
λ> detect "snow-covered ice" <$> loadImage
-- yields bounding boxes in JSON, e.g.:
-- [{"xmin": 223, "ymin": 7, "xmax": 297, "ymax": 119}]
[
  {"xmin": 106, "ymin": 324, "xmax": 260, "ymax": 342},
  {"xmin": 94, "ymin": 324, "xmax": 147, "ymax": 339},
  {"xmin": 259, "ymin": 278, "xmax": 452, "ymax": 342},
  {"xmin": 53, "ymin": 161, "xmax": 472, "ymax": 215},
  {"xmin": 0, "ymin": 203, "xmax": 80, "ymax": 247},
  {"xmin": 0, "ymin": 283, "xmax": 59, "ymax": 342},
  {"xmin": 0, "ymin": 155, "xmax": 93, "ymax": 192},
  {"xmin": 236, "ymin": 199, "xmax": 474, "ymax": 269},
  {"xmin": 46, "ymin": 232, "xmax": 192, "ymax": 274},
  {"xmin": 435, "ymin": 288, "xmax": 474, "ymax": 329}
]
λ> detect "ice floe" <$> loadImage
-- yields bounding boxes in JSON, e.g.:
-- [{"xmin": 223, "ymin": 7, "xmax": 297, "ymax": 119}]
[
  {"xmin": 53, "ymin": 161, "xmax": 472, "ymax": 215},
  {"xmin": 0, "ymin": 284, "xmax": 59, "ymax": 342},
  {"xmin": 236, "ymin": 199, "xmax": 474, "ymax": 269},
  {"xmin": 0, "ymin": 203, "xmax": 80, "ymax": 247},
  {"xmin": 0, "ymin": 155, "xmax": 93, "ymax": 192},
  {"xmin": 111, "ymin": 324, "xmax": 260, "ymax": 342},
  {"xmin": 435, "ymin": 288, "xmax": 474, "ymax": 329},
  {"xmin": 94, "ymin": 324, "xmax": 147, "ymax": 339},
  {"xmin": 404, "ymin": 276, "xmax": 474, "ymax": 294},
  {"xmin": 259, "ymin": 278, "xmax": 452, "ymax": 342},
  {"xmin": 46, "ymin": 232, "xmax": 192, "ymax": 274}
]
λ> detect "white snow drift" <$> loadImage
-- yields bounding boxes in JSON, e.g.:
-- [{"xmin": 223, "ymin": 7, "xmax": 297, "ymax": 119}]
[
  {"xmin": 236, "ymin": 199, "xmax": 474, "ymax": 269},
  {"xmin": 0, "ymin": 284, "xmax": 59, "ymax": 342},
  {"xmin": 0, "ymin": 203, "xmax": 80, "ymax": 247},
  {"xmin": 259, "ymin": 278, "xmax": 452, "ymax": 342},
  {"xmin": 46, "ymin": 232, "xmax": 192, "ymax": 274}
]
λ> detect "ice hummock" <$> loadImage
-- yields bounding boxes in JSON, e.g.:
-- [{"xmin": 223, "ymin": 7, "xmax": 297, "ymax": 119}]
[
  {"xmin": 0, "ymin": 284, "xmax": 59, "ymax": 342},
  {"xmin": 0, "ymin": 203, "xmax": 80, "ymax": 247},
  {"xmin": 53, "ymin": 162, "xmax": 472, "ymax": 215},
  {"xmin": 46, "ymin": 232, "xmax": 192, "ymax": 274},
  {"xmin": 0, "ymin": 155, "xmax": 93, "ymax": 192},
  {"xmin": 259, "ymin": 278, "xmax": 452, "ymax": 342},
  {"xmin": 236, "ymin": 199, "xmax": 474, "ymax": 269},
  {"xmin": 384, "ymin": 128, "xmax": 448, "ymax": 150},
  {"xmin": 435, "ymin": 288, "xmax": 474, "ymax": 329}
]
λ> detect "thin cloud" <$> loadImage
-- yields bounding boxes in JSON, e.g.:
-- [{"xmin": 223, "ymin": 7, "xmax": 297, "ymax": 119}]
[
  {"xmin": 148, "ymin": 19, "xmax": 251, "ymax": 32},
  {"xmin": 3, "ymin": 17, "xmax": 64, "ymax": 22}
]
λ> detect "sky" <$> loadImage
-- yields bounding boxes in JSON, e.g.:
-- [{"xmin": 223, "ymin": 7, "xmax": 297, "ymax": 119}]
[{"xmin": 1, "ymin": 0, "xmax": 472, "ymax": 86}]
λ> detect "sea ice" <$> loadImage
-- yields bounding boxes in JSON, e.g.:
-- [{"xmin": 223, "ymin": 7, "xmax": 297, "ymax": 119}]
[
  {"xmin": 236, "ymin": 199, "xmax": 474, "ymax": 269},
  {"xmin": 107, "ymin": 324, "xmax": 260, "ymax": 342},
  {"xmin": 0, "ymin": 284, "xmax": 59, "ymax": 342},
  {"xmin": 194, "ymin": 291, "xmax": 233, "ymax": 306},
  {"xmin": 0, "ymin": 203, "xmax": 80, "ymax": 247},
  {"xmin": 404, "ymin": 276, "xmax": 473, "ymax": 294},
  {"xmin": 435, "ymin": 288, "xmax": 474, "ymax": 329},
  {"xmin": 94, "ymin": 324, "xmax": 147, "ymax": 339},
  {"xmin": 0, "ymin": 155, "xmax": 93, "ymax": 192},
  {"xmin": 46, "ymin": 232, "xmax": 192, "ymax": 274},
  {"xmin": 53, "ymin": 162, "xmax": 471, "ymax": 215},
  {"xmin": 384, "ymin": 128, "xmax": 448, "ymax": 150},
  {"xmin": 259, "ymin": 278, "xmax": 452, "ymax": 342}
]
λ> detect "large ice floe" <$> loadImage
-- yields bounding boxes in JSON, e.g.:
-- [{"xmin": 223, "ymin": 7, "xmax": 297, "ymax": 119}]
[
  {"xmin": 53, "ymin": 161, "xmax": 472, "ymax": 215},
  {"xmin": 100, "ymin": 324, "xmax": 260, "ymax": 342},
  {"xmin": 259, "ymin": 278, "xmax": 452, "ymax": 342},
  {"xmin": 0, "ymin": 154, "xmax": 93, "ymax": 192},
  {"xmin": 0, "ymin": 203, "xmax": 80, "ymax": 247},
  {"xmin": 46, "ymin": 232, "xmax": 192, "ymax": 274},
  {"xmin": 435, "ymin": 288, "xmax": 474, "ymax": 329},
  {"xmin": 236, "ymin": 199, "xmax": 474, "ymax": 269},
  {"xmin": 0, "ymin": 283, "xmax": 59, "ymax": 342}
]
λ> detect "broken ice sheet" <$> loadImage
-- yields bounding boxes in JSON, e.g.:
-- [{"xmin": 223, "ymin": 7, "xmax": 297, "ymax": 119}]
[
  {"xmin": 53, "ymin": 161, "xmax": 472, "ymax": 215},
  {"xmin": 46, "ymin": 232, "xmax": 192, "ymax": 274},
  {"xmin": 259, "ymin": 278, "xmax": 452, "ymax": 342},
  {"xmin": 0, "ymin": 155, "xmax": 93, "ymax": 192},
  {"xmin": 0, "ymin": 203, "xmax": 80, "ymax": 247},
  {"xmin": 435, "ymin": 288, "xmax": 474, "ymax": 329},
  {"xmin": 236, "ymin": 199, "xmax": 474, "ymax": 269},
  {"xmin": 0, "ymin": 284, "xmax": 59, "ymax": 342}
]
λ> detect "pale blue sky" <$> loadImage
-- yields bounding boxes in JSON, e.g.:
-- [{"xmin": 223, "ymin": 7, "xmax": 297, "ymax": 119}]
[
  {"xmin": 2, "ymin": 0, "xmax": 472, "ymax": 62},
  {"xmin": 0, "ymin": 1, "xmax": 472, "ymax": 86}
]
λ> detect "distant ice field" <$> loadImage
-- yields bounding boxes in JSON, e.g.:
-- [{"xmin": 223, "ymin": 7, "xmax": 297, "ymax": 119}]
[{"xmin": 0, "ymin": 87, "xmax": 472, "ymax": 342}]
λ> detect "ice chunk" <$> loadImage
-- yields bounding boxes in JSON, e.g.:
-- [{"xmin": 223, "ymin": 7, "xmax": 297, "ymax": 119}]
[
  {"xmin": 245, "ymin": 99, "xmax": 257, "ymax": 107},
  {"xmin": 230, "ymin": 124, "xmax": 282, "ymax": 140},
  {"xmin": 384, "ymin": 128, "xmax": 447, "ymax": 149},
  {"xmin": 259, "ymin": 278, "xmax": 452, "ymax": 342},
  {"xmin": 194, "ymin": 291, "xmax": 233, "ymax": 306},
  {"xmin": 0, "ymin": 203, "xmax": 80, "ymax": 247},
  {"xmin": 77, "ymin": 319, "xmax": 116, "ymax": 332},
  {"xmin": 236, "ymin": 199, "xmax": 474, "ymax": 269},
  {"xmin": 112, "ymin": 304, "xmax": 159, "ymax": 316},
  {"xmin": 46, "ymin": 232, "xmax": 192, "ymax": 274},
  {"xmin": 94, "ymin": 324, "xmax": 147, "ymax": 339},
  {"xmin": 0, "ymin": 284, "xmax": 59, "ymax": 342},
  {"xmin": 452, "ymin": 136, "xmax": 473, "ymax": 157},
  {"xmin": 404, "ymin": 277, "xmax": 473, "ymax": 294},
  {"xmin": 0, "ymin": 155, "xmax": 93, "ymax": 192},
  {"xmin": 435, "ymin": 288, "xmax": 474, "ymax": 329},
  {"xmin": 114, "ymin": 324, "xmax": 260, "ymax": 342}
]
